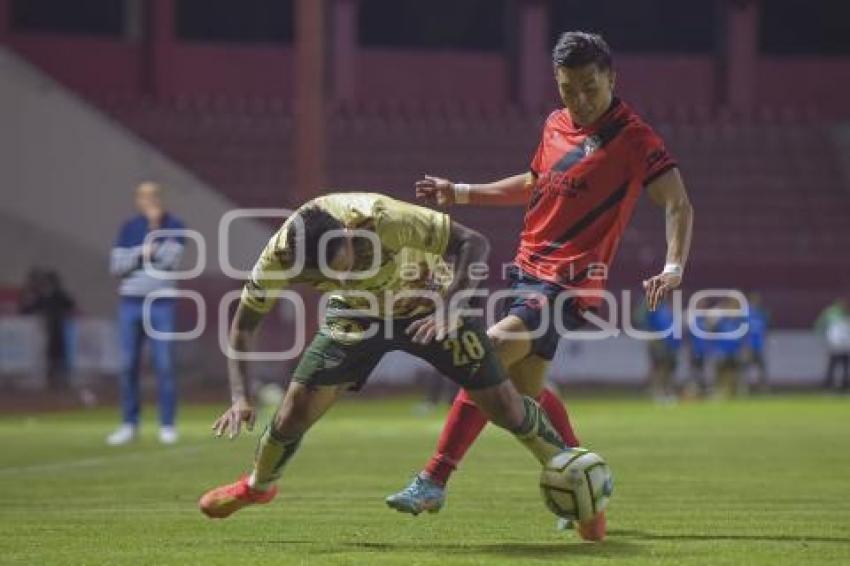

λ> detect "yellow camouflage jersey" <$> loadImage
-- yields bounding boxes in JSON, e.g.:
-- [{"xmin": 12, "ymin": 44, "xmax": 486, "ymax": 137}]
[{"xmin": 240, "ymin": 193, "xmax": 453, "ymax": 319}]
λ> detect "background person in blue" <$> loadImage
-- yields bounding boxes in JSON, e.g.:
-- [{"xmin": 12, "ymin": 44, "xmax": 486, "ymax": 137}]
[
  {"xmin": 107, "ymin": 182, "xmax": 186, "ymax": 446},
  {"xmin": 635, "ymin": 296, "xmax": 682, "ymax": 403},
  {"xmin": 685, "ymin": 304, "xmax": 711, "ymax": 398},
  {"xmin": 744, "ymin": 292, "xmax": 770, "ymax": 392},
  {"xmin": 711, "ymin": 296, "xmax": 748, "ymax": 398}
]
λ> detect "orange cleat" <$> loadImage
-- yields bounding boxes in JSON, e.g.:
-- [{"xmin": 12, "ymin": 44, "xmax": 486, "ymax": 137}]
[
  {"xmin": 199, "ymin": 476, "xmax": 278, "ymax": 519},
  {"xmin": 577, "ymin": 510, "xmax": 607, "ymax": 541}
]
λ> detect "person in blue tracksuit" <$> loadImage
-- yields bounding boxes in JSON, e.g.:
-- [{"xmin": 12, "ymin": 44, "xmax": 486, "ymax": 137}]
[
  {"xmin": 107, "ymin": 182, "xmax": 186, "ymax": 445},
  {"xmin": 711, "ymin": 297, "xmax": 747, "ymax": 397},
  {"xmin": 745, "ymin": 292, "xmax": 770, "ymax": 391},
  {"xmin": 685, "ymin": 308, "xmax": 711, "ymax": 397},
  {"xmin": 635, "ymin": 297, "xmax": 681, "ymax": 402}
]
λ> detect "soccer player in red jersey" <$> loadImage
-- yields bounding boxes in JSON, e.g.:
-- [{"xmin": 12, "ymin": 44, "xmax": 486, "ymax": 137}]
[{"xmin": 386, "ymin": 31, "xmax": 694, "ymax": 541}]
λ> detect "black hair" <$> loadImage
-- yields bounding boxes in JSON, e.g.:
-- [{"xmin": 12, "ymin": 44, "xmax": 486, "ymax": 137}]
[
  {"xmin": 286, "ymin": 206, "xmax": 346, "ymax": 270},
  {"xmin": 552, "ymin": 31, "xmax": 613, "ymax": 71}
]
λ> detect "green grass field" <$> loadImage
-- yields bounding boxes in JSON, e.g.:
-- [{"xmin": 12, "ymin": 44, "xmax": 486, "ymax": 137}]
[{"xmin": 1, "ymin": 395, "xmax": 849, "ymax": 565}]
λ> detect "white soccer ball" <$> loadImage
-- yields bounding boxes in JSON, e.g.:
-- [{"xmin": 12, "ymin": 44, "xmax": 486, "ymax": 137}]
[{"xmin": 540, "ymin": 448, "xmax": 613, "ymax": 521}]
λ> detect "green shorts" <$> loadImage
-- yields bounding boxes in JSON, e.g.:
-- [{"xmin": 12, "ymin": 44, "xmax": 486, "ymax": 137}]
[{"xmin": 292, "ymin": 313, "xmax": 506, "ymax": 391}]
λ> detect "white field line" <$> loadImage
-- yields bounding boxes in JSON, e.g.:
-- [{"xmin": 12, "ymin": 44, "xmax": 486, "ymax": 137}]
[{"xmin": 0, "ymin": 444, "xmax": 208, "ymax": 476}]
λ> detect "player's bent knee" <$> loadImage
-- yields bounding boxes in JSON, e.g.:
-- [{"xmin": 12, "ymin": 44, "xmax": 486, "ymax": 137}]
[
  {"xmin": 491, "ymin": 339, "xmax": 531, "ymax": 369},
  {"xmin": 510, "ymin": 376, "xmax": 544, "ymax": 398},
  {"xmin": 487, "ymin": 319, "xmax": 533, "ymax": 367},
  {"xmin": 507, "ymin": 355, "xmax": 549, "ymax": 398},
  {"xmin": 486, "ymin": 330, "xmax": 507, "ymax": 351}
]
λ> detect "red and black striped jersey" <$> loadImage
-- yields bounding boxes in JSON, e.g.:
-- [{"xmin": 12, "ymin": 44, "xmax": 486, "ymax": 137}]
[{"xmin": 515, "ymin": 98, "xmax": 676, "ymax": 308}]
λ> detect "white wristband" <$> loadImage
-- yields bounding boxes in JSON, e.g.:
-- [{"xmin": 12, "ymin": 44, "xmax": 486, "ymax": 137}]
[
  {"xmin": 453, "ymin": 183, "xmax": 471, "ymax": 205},
  {"xmin": 662, "ymin": 262, "xmax": 683, "ymax": 277}
]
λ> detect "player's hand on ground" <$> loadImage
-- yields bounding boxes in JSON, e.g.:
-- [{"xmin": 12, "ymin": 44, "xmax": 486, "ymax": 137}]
[
  {"xmin": 405, "ymin": 310, "xmax": 461, "ymax": 345},
  {"xmin": 415, "ymin": 175, "xmax": 455, "ymax": 207},
  {"xmin": 212, "ymin": 398, "xmax": 256, "ymax": 439},
  {"xmin": 642, "ymin": 272, "xmax": 682, "ymax": 311}
]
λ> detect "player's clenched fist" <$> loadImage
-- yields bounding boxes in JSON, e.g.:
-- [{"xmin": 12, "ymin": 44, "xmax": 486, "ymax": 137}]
[
  {"xmin": 415, "ymin": 175, "xmax": 455, "ymax": 207},
  {"xmin": 212, "ymin": 398, "xmax": 256, "ymax": 439}
]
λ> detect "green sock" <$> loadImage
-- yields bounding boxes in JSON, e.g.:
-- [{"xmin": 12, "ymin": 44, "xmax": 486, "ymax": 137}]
[
  {"xmin": 511, "ymin": 396, "xmax": 566, "ymax": 465},
  {"xmin": 248, "ymin": 425, "xmax": 302, "ymax": 491}
]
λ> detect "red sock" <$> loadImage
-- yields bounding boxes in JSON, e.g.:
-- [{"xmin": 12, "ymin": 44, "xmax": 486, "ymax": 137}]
[
  {"xmin": 537, "ymin": 388, "xmax": 581, "ymax": 447},
  {"xmin": 423, "ymin": 389, "xmax": 488, "ymax": 486}
]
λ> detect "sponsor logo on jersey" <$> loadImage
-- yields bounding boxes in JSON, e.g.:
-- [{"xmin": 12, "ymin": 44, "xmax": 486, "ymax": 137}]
[{"xmin": 583, "ymin": 135, "xmax": 601, "ymax": 156}]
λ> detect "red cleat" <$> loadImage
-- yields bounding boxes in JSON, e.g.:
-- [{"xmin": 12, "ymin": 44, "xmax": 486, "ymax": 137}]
[
  {"xmin": 199, "ymin": 476, "xmax": 277, "ymax": 519},
  {"xmin": 578, "ymin": 511, "xmax": 607, "ymax": 541}
]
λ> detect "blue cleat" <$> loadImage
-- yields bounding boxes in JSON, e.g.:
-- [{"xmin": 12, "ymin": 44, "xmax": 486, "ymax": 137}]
[{"xmin": 385, "ymin": 474, "xmax": 446, "ymax": 516}]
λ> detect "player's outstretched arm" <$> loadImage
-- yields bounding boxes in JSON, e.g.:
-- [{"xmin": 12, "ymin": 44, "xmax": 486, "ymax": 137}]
[
  {"xmin": 415, "ymin": 173, "xmax": 534, "ymax": 207},
  {"xmin": 643, "ymin": 168, "xmax": 694, "ymax": 311},
  {"xmin": 213, "ymin": 302, "xmax": 266, "ymax": 438}
]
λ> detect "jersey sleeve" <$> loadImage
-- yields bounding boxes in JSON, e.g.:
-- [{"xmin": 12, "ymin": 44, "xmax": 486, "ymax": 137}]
[
  {"xmin": 633, "ymin": 125, "xmax": 677, "ymax": 186},
  {"xmin": 529, "ymin": 138, "xmax": 545, "ymax": 177},
  {"xmin": 239, "ymin": 230, "xmax": 291, "ymax": 314},
  {"xmin": 529, "ymin": 111, "xmax": 558, "ymax": 176},
  {"xmin": 373, "ymin": 198, "xmax": 450, "ymax": 256}
]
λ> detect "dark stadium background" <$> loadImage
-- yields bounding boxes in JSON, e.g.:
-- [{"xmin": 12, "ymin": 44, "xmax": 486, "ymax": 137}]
[
  {"xmin": 1, "ymin": 0, "xmax": 849, "ymax": 406},
  {"xmin": 2, "ymin": 4, "xmax": 850, "ymax": 565}
]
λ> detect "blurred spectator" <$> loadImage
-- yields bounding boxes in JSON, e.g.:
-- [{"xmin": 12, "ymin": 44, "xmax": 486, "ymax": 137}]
[
  {"xmin": 18, "ymin": 268, "xmax": 76, "ymax": 390},
  {"xmin": 711, "ymin": 297, "xmax": 747, "ymax": 398},
  {"xmin": 815, "ymin": 299, "xmax": 850, "ymax": 391},
  {"xmin": 635, "ymin": 297, "xmax": 681, "ymax": 403},
  {"xmin": 744, "ymin": 292, "xmax": 770, "ymax": 392},
  {"xmin": 684, "ymin": 307, "xmax": 711, "ymax": 398},
  {"xmin": 18, "ymin": 268, "xmax": 47, "ymax": 315},
  {"xmin": 106, "ymin": 182, "xmax": 186, "ymax": 446}
]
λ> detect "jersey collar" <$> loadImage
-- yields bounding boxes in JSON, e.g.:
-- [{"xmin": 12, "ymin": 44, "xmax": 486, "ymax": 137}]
[{"xmin": 569, "ymin": 97, "xmax": 625, "ymax": 135}]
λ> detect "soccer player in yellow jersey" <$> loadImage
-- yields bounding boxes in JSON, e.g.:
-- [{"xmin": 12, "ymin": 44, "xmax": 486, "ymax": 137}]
[{"xmin": 199, "ymin": 193, "xmax": 567, "ymax": 519}]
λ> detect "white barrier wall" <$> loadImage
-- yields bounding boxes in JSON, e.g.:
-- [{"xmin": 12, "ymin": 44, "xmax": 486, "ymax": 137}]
[
  {"xmin": 0, "ymin": 316, "xmax": 44, "ymax": 374},
  {"xmin": 367, "ymin": 331, "xmax": 831, "ymax": 387},
  {"xmin": 0, "ymin": 316, "xmax": 120, "ymax": 378},
  {"xmin": 547, "ymin": 331, "xmax": 830, "ymax": 386},
  {"xmin": 0, "ymin": 47, "xmax": 272, "ymax": 316},
  {"xmin": 0, "ymin": 316, "xmax": 831, "ymax": 387}
]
